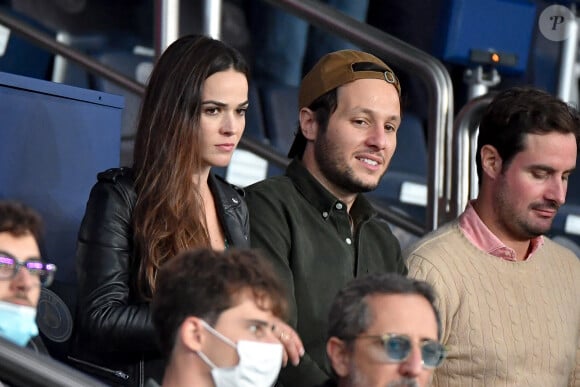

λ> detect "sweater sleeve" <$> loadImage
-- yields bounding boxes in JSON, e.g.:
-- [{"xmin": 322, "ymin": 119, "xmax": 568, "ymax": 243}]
[
  {"xmin": 75, "ymin": 178, "xmax": 157, "ymax": 354},
  {"xmin": 245, "ymin": 185, "xmax": 328, "ymax": 386}
]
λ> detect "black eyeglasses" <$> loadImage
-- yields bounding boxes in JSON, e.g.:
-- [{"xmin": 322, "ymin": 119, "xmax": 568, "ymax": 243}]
[
  {"xmin": 0, "ymin": 251, "xmax": 57, "ymax": 286},
  {"xmin": 352, "ymin": 333, "xmax": 446, "ymax": 369}
]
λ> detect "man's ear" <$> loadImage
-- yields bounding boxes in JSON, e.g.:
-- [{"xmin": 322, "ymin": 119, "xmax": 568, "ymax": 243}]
[
  {"xmin": 179, "ymin": 317, "xmax": 205, "ymax": 352},
  {"xmin": 327, "ymin": 337, "xmax": 352, "ymax": 377},
  {"xmin": 480, "ymin": 144, "xmax": 503, "ymax": 178},
  {"xmin": 299, "ymin": 107, "xmax": 318, "ymax": 141}
]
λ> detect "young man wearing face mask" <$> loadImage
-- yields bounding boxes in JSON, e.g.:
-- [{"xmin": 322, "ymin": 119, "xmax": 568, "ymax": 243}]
[
  {"xmin": 0, "ymin": 200, "xmax": 57, "ymax": 352},
  {"xmin": 150, "ymin": 248, "xmax": 291, "ymax": 387}
]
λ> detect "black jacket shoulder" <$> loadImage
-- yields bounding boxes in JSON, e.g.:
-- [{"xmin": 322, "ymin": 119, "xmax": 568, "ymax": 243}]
[
  {"xmin": 208, "ymin": 173, "xmax": 250, "ymax": 247},
  {"xmin": 97, "ymin": 167, "xmax": 134, "ymax": 183},
  {"xmin": 92, "ymin": 167, "xmax": 137, "ymax": 210}
]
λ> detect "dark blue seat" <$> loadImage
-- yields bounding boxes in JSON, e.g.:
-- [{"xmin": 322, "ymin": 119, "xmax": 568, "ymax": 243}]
[
  {"xmin": 0, "ymin": 6, "xmax": 53, "ymax": 79},
  {"xmin": 257, "ymin": 84, "xmax": 299, "ymax": 177},
  {"xmin": 436, "ymin": 0, "xmax": 537, "ymax": 75},
  {"xmin": 94, "ymin": 50, "xmax": 152, "ymax": 167},
  {"xmin": 259, "ymin": 84, "xmax": 300, "ymax": 154},
  {"xmin": 244, "ymin": 82, "xmax": 268, "ymax": 143},
  {"xmin": 365, "ymin": 112, "xmax": 428, "ymax": 222},
  {"xmin": 0, "ymin": 71, "xmax": 123, "ymax": 362}
]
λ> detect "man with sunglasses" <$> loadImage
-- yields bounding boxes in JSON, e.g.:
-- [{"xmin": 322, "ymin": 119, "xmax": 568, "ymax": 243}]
[
  {"xmin": 320, "ymin": 272, "xmax": 445, "ymax": 387},
  {"xmin": 0, "ymin": 200, "xmax": 57, "ymax": 353}
]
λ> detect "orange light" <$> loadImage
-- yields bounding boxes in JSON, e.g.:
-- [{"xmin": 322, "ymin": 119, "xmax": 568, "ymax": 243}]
[{"xmin": 491, "ymin": 53, "xmax": 500, "ymax": 63}]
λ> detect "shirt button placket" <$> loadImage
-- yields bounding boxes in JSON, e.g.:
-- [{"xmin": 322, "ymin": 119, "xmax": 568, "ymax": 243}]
[{"xmin": 333, "ymin": 202, "xmax": 352, "ymax": 245}]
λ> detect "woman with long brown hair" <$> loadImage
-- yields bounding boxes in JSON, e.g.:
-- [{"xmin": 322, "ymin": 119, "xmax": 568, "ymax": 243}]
[{"xmin": 70, "ymin": 35, "xmax": 259, "ymax": 386}]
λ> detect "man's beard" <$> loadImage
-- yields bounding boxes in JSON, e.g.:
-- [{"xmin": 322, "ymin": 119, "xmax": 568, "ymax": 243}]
[
  {"xmin": 314, "ymin": 133, "xmax": 385, "ymax": 194},
  {"xmin": 387, "ymin": 378, "xmax": 419, "ymax": 387},
  {"xmin": 345, "ymin": 361, "xmax": 371, "ymax": 387},
  {"xmin": 495, "ymin": 178, "xmax": 559, "ymax": 239},
  {"xmin": 346, "ymin": 365, "xmax": 419, "ymax": 387}
]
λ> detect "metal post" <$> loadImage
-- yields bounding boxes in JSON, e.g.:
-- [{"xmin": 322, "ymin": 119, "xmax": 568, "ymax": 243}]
[
  {"xmin": 463, "ymin": 66, "xmax": 500, "ymax": 101},
  {"xmin": 51, "ymin": 32, "xmax": 70, "ymax": 83},
  {"xmin": 203, "ymin": 0, "xmax": 222, "ymax": 39},
  {"xmin": 450, "ymin": 94, "xmax": 494, "ymax": 217},
  {"xmin": 154, "ymin": 0, "xmax": 180, "ymax": 56},
  {"xmin": 557, "ymin": 7, "xmax": 578, "ymax": 103}
]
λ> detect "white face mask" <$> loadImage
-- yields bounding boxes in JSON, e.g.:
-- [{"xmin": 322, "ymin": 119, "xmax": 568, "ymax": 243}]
[{"xmin": 196, "ymin": 320, "xmax": 283, "ymax": 387}]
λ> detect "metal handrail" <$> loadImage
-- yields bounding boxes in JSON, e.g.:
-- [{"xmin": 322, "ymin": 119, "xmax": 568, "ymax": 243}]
[
  {"xmin": 154, "ymin": 0, "xmax": 180, "ymax": 55},
  {"xmin": 0, "ymin": 10, "xmax": 145, "ymax": 96},
  {"xmin": 155, "ymin": 0, "xmax": 222, "ymax": 54},
  {"xmin": 450, "ymin": 93, "xmax": 494, "ymax": 217},
  {"xmin": 264, "ymin": 0, "xmax": 455, "ymax": 231},
  {"xmin": 557, "ymin": 4, "xmax": 578, "ymax": 102}
]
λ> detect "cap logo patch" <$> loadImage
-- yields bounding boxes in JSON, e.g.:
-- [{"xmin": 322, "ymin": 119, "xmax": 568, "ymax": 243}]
[{"xmin": 384, "ymin": 70, "xmax": 396, "ymax": 84}]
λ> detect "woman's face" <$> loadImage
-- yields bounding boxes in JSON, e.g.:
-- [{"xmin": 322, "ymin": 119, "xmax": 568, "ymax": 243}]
[{"xmin": 199, "ymin": 68, "xmax": 249, "ymax": 170}]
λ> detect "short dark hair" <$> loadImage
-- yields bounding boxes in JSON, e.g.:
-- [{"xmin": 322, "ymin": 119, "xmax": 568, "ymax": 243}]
[
  {"xmin": 476, "ymin": 87, "xmax": 580, "ymax": 183},
  {"xmin": 289, "ymin": 88, "xmax": 338, "ymax": 159},
  {"xmin": 0, "ymin": 200, "xmax": 43, "ymax": 245},
  {"xmin": 151, "ymin": 248, "xmax": 289, "ymax": 355},
  {"xmin": 310, "ymin": 88, "xmax": 339, "ymax": 135},
  {"xmin": 328, "ymin": 273, "xmax": 441, "ymax": 344}
]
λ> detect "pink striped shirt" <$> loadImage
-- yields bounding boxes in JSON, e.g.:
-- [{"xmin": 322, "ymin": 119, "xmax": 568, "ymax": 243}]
[{"xmin": 458, "ymin": 201, "xmax": 543, "ymax": 261}]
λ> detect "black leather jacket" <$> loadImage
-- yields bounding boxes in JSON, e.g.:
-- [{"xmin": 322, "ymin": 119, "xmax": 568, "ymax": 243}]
[{"xmin": 69, "ymin": 168, "xmax": 249, "ymax": 386}]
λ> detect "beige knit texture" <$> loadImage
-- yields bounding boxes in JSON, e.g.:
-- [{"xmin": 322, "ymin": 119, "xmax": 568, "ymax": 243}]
[{"xmin": 406, "ymin": 222, "xmax": 580, "ymax": 387}]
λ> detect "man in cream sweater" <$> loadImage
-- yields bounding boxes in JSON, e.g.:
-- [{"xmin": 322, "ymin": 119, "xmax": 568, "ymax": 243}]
[{"xmin": 406, "ymin": 87, "xmax": 580, "ymax": 386}]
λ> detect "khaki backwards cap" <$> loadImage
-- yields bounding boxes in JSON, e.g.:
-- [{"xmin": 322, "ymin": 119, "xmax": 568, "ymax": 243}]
[{"xmin": 288, "ymin": 49, "xmax": 401, "ymax": 158}]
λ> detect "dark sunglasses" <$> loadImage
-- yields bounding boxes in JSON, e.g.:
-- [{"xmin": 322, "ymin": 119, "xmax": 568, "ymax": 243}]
[
  {"xmin": 0, "ymin": 250, "xmax": 57, "ymax": 286},
  {"xmin": 354, "ymin": 333, "xmax": 446, "ymax": 369}
]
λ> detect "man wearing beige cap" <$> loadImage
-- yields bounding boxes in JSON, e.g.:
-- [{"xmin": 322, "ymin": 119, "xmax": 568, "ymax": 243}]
[{"xmin": 245, "ymin": 50, "xmax": 407, "ymax": 386}]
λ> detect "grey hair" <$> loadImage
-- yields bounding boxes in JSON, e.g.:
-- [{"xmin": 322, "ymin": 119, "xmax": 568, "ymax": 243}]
[{"xmin": 328, "ymin": 273, "xmax": 442, "ymax": 343}]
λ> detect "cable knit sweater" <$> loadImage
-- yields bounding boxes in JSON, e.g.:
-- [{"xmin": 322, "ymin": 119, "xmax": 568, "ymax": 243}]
[{"xmin": 406, "ymin": 221, "xmax": 580, "ymax": 387}]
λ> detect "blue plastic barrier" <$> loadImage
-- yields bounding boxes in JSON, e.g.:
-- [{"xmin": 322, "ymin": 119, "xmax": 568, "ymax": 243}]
[{"xmin": 0, "ymin": 71, "xmax": 123, "ymax": 359}]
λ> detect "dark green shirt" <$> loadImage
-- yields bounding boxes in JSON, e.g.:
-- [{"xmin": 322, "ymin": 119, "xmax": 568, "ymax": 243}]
[{"xmin": 246, "ymin": 160, "xmax": 406, "ymax": 387}]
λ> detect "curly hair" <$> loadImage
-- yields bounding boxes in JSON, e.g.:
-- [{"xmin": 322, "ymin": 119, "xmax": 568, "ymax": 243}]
[
  {"xmin": 151, "ymin": 248, "xmax": 288, "ymax": 356},
  {"xmin": 0, "ymin": 200, "xmax": 43, "ymax": 245}
]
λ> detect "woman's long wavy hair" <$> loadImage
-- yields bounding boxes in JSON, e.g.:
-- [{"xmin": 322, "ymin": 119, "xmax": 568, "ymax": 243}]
[{"xmin": 132, "ymin": 35, "xmax": 249, "ymax": 299}]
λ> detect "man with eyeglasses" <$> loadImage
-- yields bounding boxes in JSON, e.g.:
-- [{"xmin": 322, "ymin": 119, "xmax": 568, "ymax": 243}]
[
  {"xmin": 0, "ymin": 200, "xmax": 57, "ymax": 353},
  {"xmin": 319, "ymin": 272, "xmax": 445, "ymax": 387}
]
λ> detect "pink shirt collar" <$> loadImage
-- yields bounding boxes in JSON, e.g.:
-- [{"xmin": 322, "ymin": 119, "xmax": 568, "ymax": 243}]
[{"xmin": 459, "ymin": 201, "xmax": 543, "ymax": 261}]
